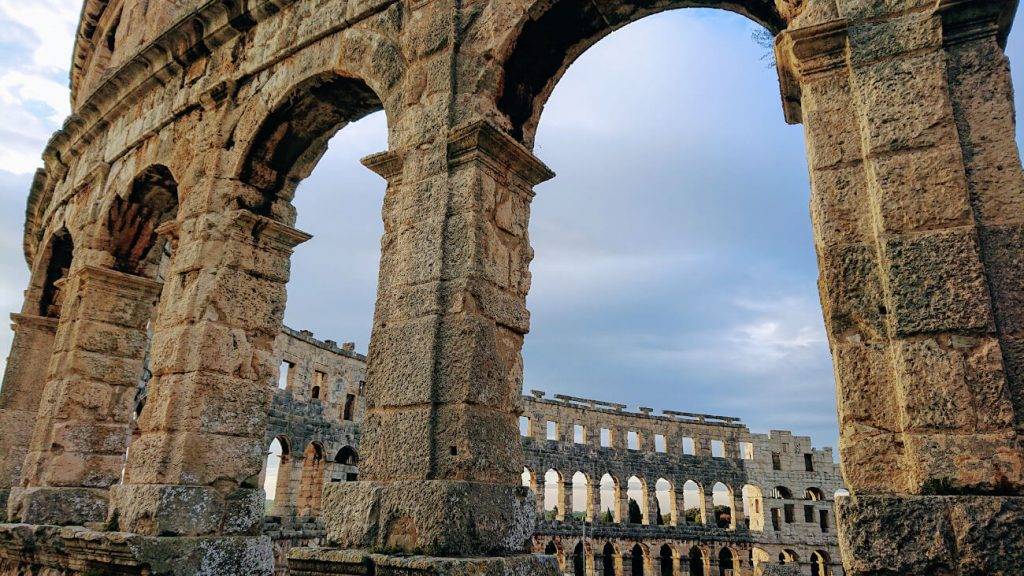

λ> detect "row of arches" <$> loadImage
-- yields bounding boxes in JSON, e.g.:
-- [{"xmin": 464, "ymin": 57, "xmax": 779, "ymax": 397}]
[
  {"xmin": 540, "ymin": 540, "xmax": 833, "ymax": 576},
  {"xmin": 525, "ymin": 469, "xmax": 831, "ymax": 531},
  {"xmin": 261, "ymin": 436, "xmax": 359, "ymax": 517}
]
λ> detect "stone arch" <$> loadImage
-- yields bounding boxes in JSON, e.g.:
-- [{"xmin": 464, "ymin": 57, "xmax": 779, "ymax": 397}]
[
  {"xmin": 602, "ymin": 542, "xmax": 620, "ymax": 576},
  {"xmin": 102, "ymin": 164, "xmax": 179, "ymax": 278},
  {"xmin": 571, "ymin": 470, "xmax": 591, "ymax": 521},
  {"xmin": 544, "ymin": 468, "xmax": 565, "ymax": 520},
  {"xmin": 492, "ymin": 0, "xmax": 787, "ymax": 145},
  {"xmin": 810, "ymin": 550, "xmax": 830, "ymax": 576},
  {"xmin": 629, "ymin": 543, "xmax": 650, "ymax": 576},
  {"xmin": 522, "ymin": 467, "xmax": 537, "ymax": 492},
  {"xmin": 654, "ymin": 477, "xmax": 676, "ymax": 526},
  {"xmin": 687, "ymin": 546, "xmax": 709, "ymax": 576},
  {"xmin": 626, "ymin": 475, "xmax": 648, "ymax": 524},
  {"xmin": 717, "ymin": 547, "xmax": 738, "ymax": 576},
  {"xmin": 749, "ymin": 548, "xmax": 770, "ymax": 576},
  {"xmin": 573, "ymin": 540, "xmax": 592, "ymax": 576},
  {"xmin": 805, "ymin": 487, "xmax": 825, "ymax": 501},
  {"xmin": 771, "ymin": 486, "xmax": 793, "ymax": 499},
  {"xmin": 658, "ymin": 544, "xmax": 676, "ymax": 576},
  {"xmin": 234, "ymin": 71, "xmax": 387, "ymax": 220},
  {"xmin": 35, "ymin": 228, "xmax": 75, "ymax": 319},
  {"xmin": 711, "ymin": 482, "xmax": 734, "ymax": 529},
  {"xmin": 778, "ymin": 550, "xmax": 798, "ymax": 564},
  {"xmin": 262, "ymin": 436, "xmax": 290, "ymax": 515},
  {"xmin": 336, "ymin": 445, "xmax": 359, "ymax": 466},
  {"xmin": 681, "ymin": 479, "xmax": 705, "ymax": 525},
  {"xmin": 297, "ymin": 441, "xmax": 326, "ymax": 516},
  {"xmin": 599, "ymin": 473, "xmax": 621, "ymax": 523},
  {"xmin": 741, "ymin": 484, "xmax": 764, "ymax": 531}
]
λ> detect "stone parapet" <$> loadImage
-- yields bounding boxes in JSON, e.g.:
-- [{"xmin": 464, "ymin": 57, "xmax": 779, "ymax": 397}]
[
  {"xmin": 287, "ymin": 548, "xmax": 558, "ymax": 576},
  {"xmin": 837, "ymin": 494, "xmax": 1024, "ymax": 575},
  {"xmin": 0, "ymin": 523, "xmax": 272, "ymax": 576}
]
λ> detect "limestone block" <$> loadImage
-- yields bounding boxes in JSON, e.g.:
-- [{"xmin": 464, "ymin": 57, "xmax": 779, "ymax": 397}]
[
  {"xmin": 847, "ymin": 11, "xmax": 941, "ymax": 66},
  {"xmin": 834, "ymin": 339, "xmax": 899, "ymax": 430},
  {"xmin": 320, "ymin": 480, "xmax": 536, "ymax": 556},
  {"xmin": 839, "ymin": 422, "xmax": 909, "ymax": 494},
  {"xmin": 867, "ymin": 143, "xmax": 972, "ymax": 234},
  {"xmin": 883, "ymin": 228, "xmax": 994, "ymax": 336},
  {"xmin": 817, "ymin": 243, "xmax": 886, "ymax": 339},
  {"xmin": 948, "ymin": 496, "xmax": 1024, "ymax": 575},
  {"xmin": 979, "ymin": 225, "xmax": 1024, "ymax": 333},
  {"xmin": 7, "ymin": 487, "xmax": 108, "ymax": 526},
  {"xmin": 903, "ymin": 431, "xmax": 1023, "ymax": 493}
]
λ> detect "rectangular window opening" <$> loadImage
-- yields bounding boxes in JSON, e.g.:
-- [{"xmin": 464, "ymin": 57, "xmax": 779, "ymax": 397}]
[
  {"xmin": 819, "ymin": 509, "xmax": 829, "ymax": 533},
  {"xmin": 771, "ymin": 452, "xmax": 782, "ymax": 471},
  {"xmin": 278, "ymin": 361, "xmax": 293, "ymax": 390},
  {"xmin": 804, "ymin": 505, "xmax": 814, "ymax": 523},
  {"xmin": 711, "ymin": 440, "xmax": 725, "ymax": 458},
  {"xmin": 771, "ymin": 508, "xmax": 781, "ymax": 531},
  {"xmin": 739, "ymin": 442, "xmax": 754, "ymax": 460},
  {"xmin": 546, "ymin": 421, "xmax": 558, "ymax": 441},
  {"xmin": 654, "ymin": 434, "xmax": 666, "ymax": 453},
  {"xmin": 682, "ymin": 437, "xmax": 695, "ymax": 455},
  {"xmin": 804, "ymin": 453, "xmax": 815, "ymax": 472},
  {"xmin": 600, "ymin": 428, "xmax": 612, "ymax": 448},
  {"xmin": 627, "ymin": 431, "xmax": 640, "ymax": 451},
  {"xmin": 784, "ymin": 503, "xmax": 795, "ymax": 524},
  {"xmin": 573, "ymin": 424, "xmax": 586, "ymax": 444},
  {"xmin": 520, "ymin": 416, "xmax": 531, "ymax": 437}
]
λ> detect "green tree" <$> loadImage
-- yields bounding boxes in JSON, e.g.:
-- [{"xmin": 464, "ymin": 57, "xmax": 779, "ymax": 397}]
[
  {"xmin": 602, "ymin": 508, "xmax": 614, "ymax": 523},
  {"xmin": 628, "ymin": 498, "xmax": 643, "ymax": 524}
]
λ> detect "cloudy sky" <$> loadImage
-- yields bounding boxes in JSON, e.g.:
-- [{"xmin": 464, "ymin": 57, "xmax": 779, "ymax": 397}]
[{"xmin": 3, "ymin": 3, "xmax": 1024, "ymax": 456}]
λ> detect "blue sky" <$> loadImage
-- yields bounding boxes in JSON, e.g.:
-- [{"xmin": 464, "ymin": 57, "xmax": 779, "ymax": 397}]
[{"xmin": 3, "ymin": 3, "xmax": 1024, "ymax": 455}]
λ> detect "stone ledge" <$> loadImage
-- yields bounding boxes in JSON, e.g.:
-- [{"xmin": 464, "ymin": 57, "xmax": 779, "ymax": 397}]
[
  {"xmin": 0, "ymin": 523, "xmax": 272, "ymax": 576},
  {"xmin": 287, "ymin": 548, "xmax": 558, "ymax": 576},
  {"xmin": 837, "ymin": 494, "xmax": 1024, "ymax": 575}
]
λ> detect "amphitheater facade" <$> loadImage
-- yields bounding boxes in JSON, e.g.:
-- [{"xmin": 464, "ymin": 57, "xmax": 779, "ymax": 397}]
[
  {"xmin": 259, "ymin": 329, "xmax": 844, "ymax": 576},
  {"xmin": 0, "ymin": 0, "xmax": 1023, "ymax": 574}
]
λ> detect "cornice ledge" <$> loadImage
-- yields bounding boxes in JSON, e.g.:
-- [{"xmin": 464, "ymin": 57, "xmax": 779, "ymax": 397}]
[{"xmin": 448, "ymin": 120, "xmax": 555, "ymax": 188}]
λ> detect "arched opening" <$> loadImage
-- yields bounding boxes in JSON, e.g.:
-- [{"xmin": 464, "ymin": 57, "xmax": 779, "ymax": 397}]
[
  {"xmin": 603, "ymin": 543, "xmax": 618, "ymax": 576},
  {"xmin": 805, "ymin": 487, "xmax": 825, "ymax": 501},
  {"xmin": 37, "ymin": 229, "xmax": 74, "ymax": 318},
  {"xmin": 262, "ymin": 436, "xmax": 290, "ymax": 515},
  {"xmin": 659, "ymin": 544, "xmax": 674, "ymax": 576},
  {"xmin": 687, "ymin": 546, "xmax": 707, "ymax": 576},
  {"xmin": 297, "ymin": 441, "xmax": 326, "ymax": 516},
  {"xmin": 106, "ymin": 164, "xmax": 178, "ymax": 277},
  {"xmin": 717, "ymin": 548, "xmax": 736, "ymax": 576},
  {"xmin": 626, "ymin": 476, "xmax": 648, "ymax": 524},
  {"xmin": 572, "ymin": 471, "xmax": 591, "ymax": 521},
  {"xmin": 654, "ymin": 478, "xmax": 675, "ymax": 525},
  {"xmin": 631, "ymin": 544, "xmax": 646, "ymax": 576},
  {"xmin": 331, "ymin": 445, "xmax": 359, "ymax": 483},
  {"xmin": 546, "ymin": 541, "xmax": 558, "ymax": 555},
  {"xmin": 779, "ymin": 550, "xmax": 798, "ymax": 565},
  {"xmin": 335, "ymin": 446, "xmax": 358, "ymax": 465},
  {"xmin": 544, "ymin": 469, "xmax": 565, "ymax": 520},
  {"xmin": 772, "ymin": 486, "xmax": 793, "ymax": 499},
  {"xmin": 810, "ymin": 551, "xmax": 830, "ymax": 576},
  {"xmin": 574, "ymin": 542, "xmax": 587, "ymax": 576},
  {"xmin": 712, "ymin": 482, "xmax": 733, "ymax": 529},
  {"xmin": 599, "ymin": 473, "xmax": 620, "ymax": 522},
  {"xmin": 522, "ymin": 467, "xmax": 536, "ymax": 492},
  {"xmin": 682, "ymin": 480, "xmax": 704, "ymax": 525},
  {"xmin": 742, "ymin": 484, "xmax": 764, "ymax": 531},
  {"xmin": 750, "ymin": 548, "xmax": 770, "ymax": 576}
]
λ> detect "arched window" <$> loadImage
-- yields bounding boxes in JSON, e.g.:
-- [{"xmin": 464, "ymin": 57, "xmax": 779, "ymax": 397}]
[
  {"xmin": 742, "ymin": 484, "xmax": 764, "ymax": 531},
  {"xmin": 687, "ymin": 547, "xmax": 706, "ymax": 576},
  {"xmin": 810, "ymin": 550, "xmax": 831, "ymax": 576},
  {"xmin": 37, "ymin": 229, "xmax": 74, "ymax": 318},
  {"xmin": 659, "ymin": 544, "xmax": 674, "ymax": 576},
  {"xmin": 654, "ymin": 478, "xmax": 675, "ymax": 525},
  {"xmin": 262, "ymin": 436, "xmax": 290, "ymax": 515},
  {"xmin": 599, "ymin": 474, "xmax": 619, "ymax": 522},
  {"xmin": 545, "ymin": 541, "xmax": 558, "ymax": 555},
  {"xmin": 682, "ymin": 480, "xmax": 704, "ymax": 525},
  {"xmin": 574, "ymin": 542, "xmax": 587, "ymax": 576},
  {"xmin": 772, "ymin": 486, "xmax": 793, "ymax": 499},
  {"xmin": 805, "ymin": 487, "xmax": 825, "ymax": 501},
  {"xmin": 603, "ymin": 543, "xmax": 617, "ymax": 576},
  {"xmin": 717, "ymin": 549, "xmax": 735, "ymax": 576},
  {"xmin": 572, "ymin": 471, "xmax": 590, "ymax": 521},
  {"xmin": 335, "ymin": 446, "xmax": 358, "ymax": 465},
  {"xmin": 631, "ymin": 544, "xmax": 645, "ymax": 576},
  {"xmin": 544, "ymin": 469, "xmax": 565, "ymax": 520},
  {"xmin": 626, "ymin": 476, "xmax": 648, "ymax": 524},
  {"xmin": 522, "ymin": 467, "xmax": 536, "ymax": 492},
  {"xmin": 712, "ymin": 482, "xmax": 733, "ymax": 529}
]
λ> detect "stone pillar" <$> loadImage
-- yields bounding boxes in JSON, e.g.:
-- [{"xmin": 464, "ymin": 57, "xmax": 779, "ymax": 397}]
[
  {"xmin": 0, "ymin": 314, "xmax": 58, "ymax": 510},
  {"xmin": 270, "ymin": 456, "xmax": 298, "ymax": 518},
  {"xmin": 7, "ymin": 265, "xmax": 161, "ymax": 525},
  {"xmin": 776, "ymin": 0, "xmax": 1024, "ymax": 573},
  {"xmin": 591, "ymin": 476, "xmax": 603, "ymax": 522},
  {"xmin": 95, "ymin": 209, "xmax": 310, "ymax": 572},
  {"xmin": 731, "ymin": 490, "xmax": 745, "ymax": 529},
  {"xmin": 315, "ymin": 119, "xmax": 555, "ymax": 565}
]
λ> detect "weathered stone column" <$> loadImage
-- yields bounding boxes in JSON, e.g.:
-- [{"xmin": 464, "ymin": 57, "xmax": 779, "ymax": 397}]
[
  {"xmin": 777, "ymin": 0, "xmax": 1024, "ymax": 573},
  {"xmin": 7, "ymin": 265, "xmax": 161, "ymax": 525},
  {"xmin": 0, "ymin": 314, "xmax": 58, "ymax": 510},
  {"xmin": 97, "ymin": 209, "xmax": 309, "ymax": 572}
]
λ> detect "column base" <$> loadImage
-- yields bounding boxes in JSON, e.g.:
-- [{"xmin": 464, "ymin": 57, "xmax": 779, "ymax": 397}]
[
  {"xmin": 6, "ymin": 486, "xmax": 108, "ymax": 525},
  {"xmin": 0, "ymin": 523, "xmax": 272, "ymax": 576},
  {"xmin": 837, "ymin": 493, "xmax": 1024, "ymax": 575},
  {"xmin": 321, "ymin": 480, "xmax": 536, "ymax": 556},
  {"xmin": 288, "ymin": 548, "xmax": 558, "ymax": 576}
]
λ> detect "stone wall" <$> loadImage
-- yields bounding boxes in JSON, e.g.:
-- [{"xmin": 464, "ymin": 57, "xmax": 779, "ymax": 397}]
[{"xmin": 262, "ymin": 334, "xmax": 844, "ymax": 575}]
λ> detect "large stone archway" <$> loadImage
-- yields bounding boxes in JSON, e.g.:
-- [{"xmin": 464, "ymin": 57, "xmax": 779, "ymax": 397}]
[{"xmin": 0, "ymin": 0, "xmax": 1021, "ymax": 575}]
